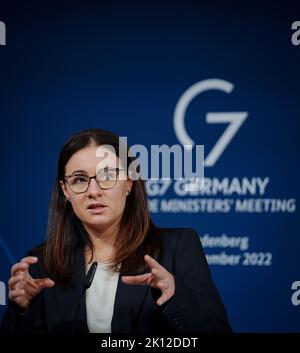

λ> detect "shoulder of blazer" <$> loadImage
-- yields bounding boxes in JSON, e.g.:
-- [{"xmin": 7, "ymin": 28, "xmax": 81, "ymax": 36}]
[
  {"xmin": 154, "ymin": 227, "xmax": 199, "ymax": 241},
  {"xmin": 152, "ymin": 227, "xmax": 200, "ymax": 253}
]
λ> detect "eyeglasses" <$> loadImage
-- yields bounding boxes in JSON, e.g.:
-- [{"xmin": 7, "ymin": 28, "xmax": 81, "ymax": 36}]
[{"xmin": 64, "ymin": 168, "xmax": 125, "ymax": 194}]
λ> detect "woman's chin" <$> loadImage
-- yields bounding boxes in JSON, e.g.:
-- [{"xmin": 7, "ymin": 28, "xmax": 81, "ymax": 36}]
[{"xmin": 84, "ymin": 216, "xmax": 112, "ymax": 229}]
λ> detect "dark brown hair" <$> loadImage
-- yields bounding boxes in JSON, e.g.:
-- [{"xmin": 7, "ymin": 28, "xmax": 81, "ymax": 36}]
[{"xmin": 44, "ymin": 128, "xmax": 160, "ymax": 285}]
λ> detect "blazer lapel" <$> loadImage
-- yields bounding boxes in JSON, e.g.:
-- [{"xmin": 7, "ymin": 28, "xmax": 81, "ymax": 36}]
[
  {"xmin": 111, "ymin": 268, "xmax": 150, "ymax": 333},
  {"xmin": 45, "ymin": 250, "xmax": 89, "ymax": 332},
  {"xmin": 46, "ymin": 249, "xmax": 151, "ymax": 333}
]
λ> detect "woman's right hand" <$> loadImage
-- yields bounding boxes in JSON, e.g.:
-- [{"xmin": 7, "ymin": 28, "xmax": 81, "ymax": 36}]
[{"xmin": 8, "ymin": 256, "xmax": 55, "ymax": 309}]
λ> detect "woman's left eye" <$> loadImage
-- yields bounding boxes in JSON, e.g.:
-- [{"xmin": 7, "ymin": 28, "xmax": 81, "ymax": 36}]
[
  {"xmin": 100, "ymin": 172, "xmax": 114, "ymax": 180},
  {"xmin": 74, "ymin": 177, "xmax": 87, "ymax": 184},
  {"xmin": 102, "ymin": 173, "xmax": 112, "ymax": 180}
]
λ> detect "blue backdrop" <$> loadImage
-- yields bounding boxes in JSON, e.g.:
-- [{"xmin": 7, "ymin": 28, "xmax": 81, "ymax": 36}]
[{"xmin": 0, "ymin": 0, "xmax": 299, "ymax": 332}]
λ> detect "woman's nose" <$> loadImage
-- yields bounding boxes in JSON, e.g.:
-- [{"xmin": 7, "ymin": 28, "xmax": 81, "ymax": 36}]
[{"xmin": 86, "ymin": 178, "xmax": 102, "ymax": 196}]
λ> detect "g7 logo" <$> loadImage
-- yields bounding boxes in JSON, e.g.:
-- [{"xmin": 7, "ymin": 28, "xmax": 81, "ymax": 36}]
[{"xmin": 173, "ymin": 79, "xmax": 248, "ymax": 167}]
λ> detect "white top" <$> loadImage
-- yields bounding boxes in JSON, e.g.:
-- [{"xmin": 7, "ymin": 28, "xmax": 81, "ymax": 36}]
[{"xmin": 85, "ymin": 262, "xmax": 120, "ymax": 333}]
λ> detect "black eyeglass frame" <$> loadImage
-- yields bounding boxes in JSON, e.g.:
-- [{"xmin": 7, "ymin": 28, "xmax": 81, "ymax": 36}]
[{"xmin": 64, "ymin": 167, "xmax": 126, "ymax": 194}]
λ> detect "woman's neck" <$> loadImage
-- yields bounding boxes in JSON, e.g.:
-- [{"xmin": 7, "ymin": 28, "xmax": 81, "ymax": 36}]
[{"xmin": 83, "ymin": 223, "xmax": 118, "ymax": 262}]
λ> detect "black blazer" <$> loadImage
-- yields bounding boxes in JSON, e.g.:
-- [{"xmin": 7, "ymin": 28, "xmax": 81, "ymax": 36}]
[{"xmin": 1, "ymin": 228, "xmax": 232, "ymax": 333}]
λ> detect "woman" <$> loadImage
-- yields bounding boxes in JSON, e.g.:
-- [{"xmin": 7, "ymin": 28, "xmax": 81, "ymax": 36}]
[{"xmin": 1, "ymin": 129, "xmax": 231, "ymax": 333}]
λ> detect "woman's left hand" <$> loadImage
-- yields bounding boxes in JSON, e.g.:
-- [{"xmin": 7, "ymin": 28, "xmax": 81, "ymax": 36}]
[{"xmin": 121, "ymin": 254, "xmax": 175, "ymax": 306}]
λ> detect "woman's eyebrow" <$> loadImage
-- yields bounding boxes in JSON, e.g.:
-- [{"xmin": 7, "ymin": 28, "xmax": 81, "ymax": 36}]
[
  {"xmin": 97, "ymin": 166, "xmax": 116, "ymax": 172},
  {"xmin": 68, "ymin": 166, "xmax": 118, "ymax": 176},
  {"xmin": 69, "ymin": 169, "xmax": 88, "ymax": 176}
]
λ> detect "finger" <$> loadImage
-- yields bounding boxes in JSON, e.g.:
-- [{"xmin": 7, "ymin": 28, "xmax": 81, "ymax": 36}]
[
  {"xmin": 151, "ymin": 267, "xmax": 166, "ymax": 281},
  {"xmin": 35, "ymin": 278, "xmax": 55, "ymax": 289},
  {"xmin": 20, "ymin": 256, "xmax": 38, "ymax": 265},
  {"xmin": 8, "ymin": 289, "xmax": 26, "ymax": 301},
  {"xmin": 121, "ymin": 273, "xmax": 151, "ymax": 285},
  {"xmin": 13, "ymin": 296, "xmax": 28, "ymax": 308},
  {"xmin": 14, "ymin": 257, "xmax": 38, "ymax": 275},
  {"xmin": 13, "ymin": 274, "xmax": 39, "ymax": 292},
  {"xmin": 15, "ymin": 279, "xmax": 27, "ymax": 291},
  {"xmin": 157, "ymin": 280, "xmax": 168, "ymax": 291},
  {"xmin": 156, "ymin": 292, "xmax": 171, "ymax": 306},
  {"xmin": 11, "ymin": 262, "xmax": 29, "ymax": 277},
  {"xmin": 8, "ymin": 275, "xmax": 24, "ymax": 289},
  {"xmin": 144, "ymin": 255, "xmax": 164, "ymax": 271}
]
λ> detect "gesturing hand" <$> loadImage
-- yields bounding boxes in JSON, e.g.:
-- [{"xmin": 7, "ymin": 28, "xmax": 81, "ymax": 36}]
[
  {"xmin": 8, "ymin": 256, "xmax": 55, "ymax": 309},
  {"xmin": 121, "ymin": 255, "xmax": 175, "ymax": 306}
]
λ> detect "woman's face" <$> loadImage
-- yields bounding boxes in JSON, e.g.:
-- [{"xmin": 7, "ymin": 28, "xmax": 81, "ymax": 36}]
[{"xmin": 60, "ymin": 145, "xmax": 132, "ymax": 233}]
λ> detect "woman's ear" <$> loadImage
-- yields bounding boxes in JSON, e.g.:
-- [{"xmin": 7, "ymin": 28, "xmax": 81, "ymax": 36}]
[
  {"xmin": 126, "ymin": 178, "xmax": 133, "ymax": 195},
  {"xmin": 60, "ymin": 180, "xmax": 71, "ymax": 200}
]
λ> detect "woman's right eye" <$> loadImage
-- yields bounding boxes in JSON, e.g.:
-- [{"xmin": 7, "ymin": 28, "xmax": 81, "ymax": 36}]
[{"xmin": 72, "ymin": 176, "xmax": 88, "ymax": 184}]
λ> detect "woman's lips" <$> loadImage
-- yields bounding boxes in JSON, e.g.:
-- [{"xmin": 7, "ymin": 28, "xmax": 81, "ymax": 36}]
[
  {"xmin": 88, "ymin": 207, "xmax": 106, "ymax": 214},
  {"xmin": 87, "ymin": 204, "xmax": 107, "ymax": 214}
]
